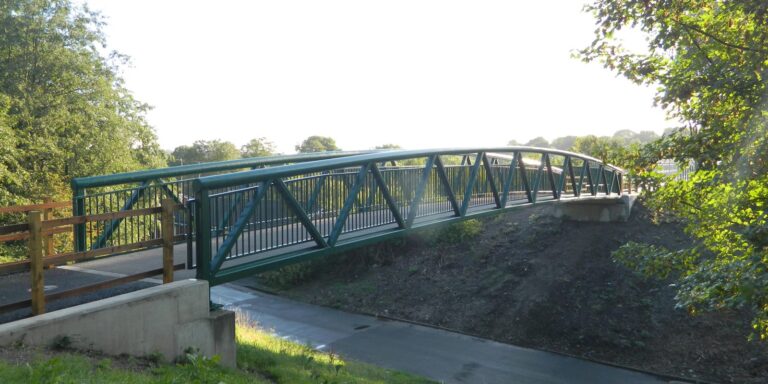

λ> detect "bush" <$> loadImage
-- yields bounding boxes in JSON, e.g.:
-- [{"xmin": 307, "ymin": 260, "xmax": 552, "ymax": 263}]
[{"xmin": 434, "ymin": 219, "xmax": 483, "ymax": 244}]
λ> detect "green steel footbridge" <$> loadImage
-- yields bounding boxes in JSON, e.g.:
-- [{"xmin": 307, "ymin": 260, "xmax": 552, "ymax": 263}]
[{"xmin": 71, "ymin": 147, "xmax": 629, "ymax": 287}]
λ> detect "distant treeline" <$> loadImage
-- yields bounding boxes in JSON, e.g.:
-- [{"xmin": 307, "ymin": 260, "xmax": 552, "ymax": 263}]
[{"xmin": 508, "ymin": 129, "xmax": 666, "ymax": 151}]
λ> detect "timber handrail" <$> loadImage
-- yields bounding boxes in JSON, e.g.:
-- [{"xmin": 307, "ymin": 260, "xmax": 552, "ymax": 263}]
[
  {"xmin": 0, "ymin": 199, "xmax": 183, "ymax": 316},
  {"xmin": 0, "ymin": 200, "xmax": 70, "ymax": 214}
]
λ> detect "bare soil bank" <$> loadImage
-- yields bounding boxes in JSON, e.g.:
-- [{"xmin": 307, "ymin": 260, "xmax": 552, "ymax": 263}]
[{"xmin": 259, "ymin": 203, "xmax": 768, "ymax": 383}]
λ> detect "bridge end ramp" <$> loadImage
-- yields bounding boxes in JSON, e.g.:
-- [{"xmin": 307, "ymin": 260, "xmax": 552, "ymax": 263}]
[
  {"xmin": 0, "ymin": 279, "xmax": 236, "ymax": 367},
  {"xmin": 548, "ymin": 195, "xmax": 637, "ymax": 222}
]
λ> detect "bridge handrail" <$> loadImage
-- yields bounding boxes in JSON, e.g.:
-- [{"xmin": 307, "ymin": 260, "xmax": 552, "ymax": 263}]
[
  {"xmin": 69, "ymin": 151, "xmax": 374, "ymax": 252},
  {"xmin": 194, "ymin": 147, "xmax": 618, "ymax": 190},
  {"xmin": 71, "ymin": 150, "xmax": 373, "ymax": 189}
]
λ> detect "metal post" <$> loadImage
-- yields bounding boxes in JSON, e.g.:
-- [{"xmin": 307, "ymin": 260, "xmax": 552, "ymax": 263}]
[
  {"xmin": 73, "ymin": 186, "xmax": 86, "ymax": 252},
  {"xmin": 195, "ymin": 188, "xmax": 212, "ymax": 281},
  {"xmin": 29, "ymin": 211, "xmax": 45, "ymax": 315}
]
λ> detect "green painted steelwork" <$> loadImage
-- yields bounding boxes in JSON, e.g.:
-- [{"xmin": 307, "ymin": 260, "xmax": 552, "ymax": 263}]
[
  {"xmin": 91, "ymin": 180, "xmax": 151, "ymax": 250},
  {"xmin": 190, "ymin": 147, "xmax": 627, "ymax": 287},
  {"xmin": 71, "ymin": 151, "xmax": 371, "ymax": 252}
]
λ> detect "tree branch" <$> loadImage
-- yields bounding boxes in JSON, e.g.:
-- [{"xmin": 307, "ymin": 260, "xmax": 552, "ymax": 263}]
[{"xmin": 679, "ymin": 22, "xmax": 768, "ymax": 54}]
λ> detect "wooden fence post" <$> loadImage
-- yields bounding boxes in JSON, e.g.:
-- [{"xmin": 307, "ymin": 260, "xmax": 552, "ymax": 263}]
[
  {"xmin": 43, "ymin": 197, "xmax": 54, "ymax": 256},
  {"xmin": 29, "ymin": 211, "xmax": 45, "ymax": 315},
  {"xmin": 161, "ymin": 199, "xmax": 174, "ymax": 284}
]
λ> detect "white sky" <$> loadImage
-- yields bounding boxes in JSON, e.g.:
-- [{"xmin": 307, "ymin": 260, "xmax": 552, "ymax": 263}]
[{"xmin": 84, "ymin": 0, "xmax": 673, "ymax": 154}]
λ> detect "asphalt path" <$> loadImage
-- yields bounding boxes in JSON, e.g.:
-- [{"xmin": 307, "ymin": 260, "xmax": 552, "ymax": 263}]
[
  {"xmin": 212, "ymin": 284, "xmax": 680, "ymax": 384},
  {"xmin": 0, "ymin": 195, "xmax": 683, "ymax": 384}
]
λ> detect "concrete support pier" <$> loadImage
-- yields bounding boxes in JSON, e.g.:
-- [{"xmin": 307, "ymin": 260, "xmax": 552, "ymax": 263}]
[{"xmin": 0, "ymin": 279, "xmax": 236, "ymax": 367}]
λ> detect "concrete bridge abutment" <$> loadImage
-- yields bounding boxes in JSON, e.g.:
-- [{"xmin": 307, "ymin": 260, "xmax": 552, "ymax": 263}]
[
  {"xmin": 548, "ymin": 194, "xmax": 637, "ymax": 222},
  {"xmin": 0, "ymin": 279, "xmax": 236, "ymax": 367}
]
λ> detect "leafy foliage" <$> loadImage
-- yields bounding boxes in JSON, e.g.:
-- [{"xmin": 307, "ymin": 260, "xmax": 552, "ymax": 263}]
[
  {"xmin": 375, "ymin": 143, "xmax": 402, "ymax": 150},
  {"xmin": 0, "ymin": 0, "xmax": 167, "ymax": 203},
  {"xmin": 170, "ymin": 140, "xmax": 241, "ymax": 166},
  {"xmin": 436, "ymin": 219, "xmax": 483, "ymax": 244},
  {"xmin": 0, "ymin": 0, "xmax": 167, "ymax": 258},
  {"xmin": 612, "ymin": 241, "xmax": 695, "ymax": 279},
  {"xmin": 525, "ymin": 136, "xmax": 550, "ymax": 148},
  {"xmin": 295, "ymin": 135, "xmax": 340, "ymax": 153},
  {"xmin": 580, "ymin": 0, "xmax": 768, "ymax": 338},
  {"xmin": 241, "ymin": 137, "xmax": 276, "ymax": 158},
  {"xmin": 550, "ymin": 135, "xmax": 578, "ymax": 150}
]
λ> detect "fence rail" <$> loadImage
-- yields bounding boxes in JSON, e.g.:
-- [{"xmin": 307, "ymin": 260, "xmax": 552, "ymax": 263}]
[
  {"xmin": 0, "ymin": 199, "xmax": 183, "ymax": 316},
  {"xmin": 192, "ymin": 147, "xmax": 626, "ymax": 286}
]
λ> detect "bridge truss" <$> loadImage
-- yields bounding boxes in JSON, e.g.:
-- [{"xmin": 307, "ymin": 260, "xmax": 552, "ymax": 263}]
[{"xmin": 190, "ymin": 148, "xmax": 627, "ymax": 286}]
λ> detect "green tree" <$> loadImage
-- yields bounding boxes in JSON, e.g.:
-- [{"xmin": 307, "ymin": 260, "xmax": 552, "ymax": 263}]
[
  {"xmin": 170, "ymin": 140, "xmax": 240, "ymax": 165},
  {"xmin": 634, "ymin": 130, "xmax": 660, "ymax": 145},
  {"xmin": 550, "ymin": 136, "xmax": 578, "ymax": 151},
  {"xmin": 571, "ymin": 135, "xmax": 614, "ymax": 163},
  {"xmin": 0, "ymin": 0, "xmax": 166, "ymax": 201},
  {"xmin": 0, "ymin": 97, "xmax": 25, "ymax": 207},
  {"xmin": 241, "ymin": 137, "xmax": 276, "ymax": 158},
  {"xmin": 295, "ymin": 136, "xmax": 340, "ymax": 153},
  {"xmin": 580, "ymin": 0, "xmax": 768, "ymax": 338},
  {"xmin": 525, "ymin": 137, "xmax": 550, "ymax": 148},
  {"xmin": 375, "ymin": 144, "xmax": 401, "ymax": 150},
  {"xmin": 506, "ymin": 139, "xmax": 521, "ymax": 146}
]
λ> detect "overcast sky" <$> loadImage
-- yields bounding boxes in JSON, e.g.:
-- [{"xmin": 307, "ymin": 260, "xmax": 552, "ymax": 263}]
[{"xmin": 84, "ymin": 0, "xmax": 673, "ymax": 154}]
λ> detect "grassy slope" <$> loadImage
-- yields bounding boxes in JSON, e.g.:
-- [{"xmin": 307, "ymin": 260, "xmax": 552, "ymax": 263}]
[{"xmin": 0, "ymin": 323, "xmax": 434, "ymax": 384}]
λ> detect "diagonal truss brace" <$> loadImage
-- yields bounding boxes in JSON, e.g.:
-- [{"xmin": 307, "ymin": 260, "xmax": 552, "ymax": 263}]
[
  {"xmin": 210, "ymin": 180, "xmax": 270, "ymax": 275},
  {"xmin": 328, "ymin": 163, "xmax": 371, "ymax": 246},
  {"xmin": 434, "ymin": 156, "xmax": 461, "ymax": 216},
  {"xmin": 370, "ymin": 163, "xmax": 407, "ymax": 228},
  {"xmin": 273, "ymin": 179, "xmax": 329, "ymax": 248},
  {"xmin": 406, "ymin": 155, "xmax": 437, "ymax": 226}
]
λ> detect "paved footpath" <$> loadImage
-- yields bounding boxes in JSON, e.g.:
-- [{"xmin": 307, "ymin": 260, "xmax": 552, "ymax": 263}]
[
  {"xmin": 1, "ymin": 247, "xmax": 689, "ymax": 383},
  {"xmin": 212, "ymin": 284, "xmax": 681, "ymax": 384}
]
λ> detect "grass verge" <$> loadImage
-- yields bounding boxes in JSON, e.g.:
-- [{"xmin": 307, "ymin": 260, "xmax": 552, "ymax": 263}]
[{"xmin": 0, "ymin": 321, "xmax": 434, "ymax": 384}]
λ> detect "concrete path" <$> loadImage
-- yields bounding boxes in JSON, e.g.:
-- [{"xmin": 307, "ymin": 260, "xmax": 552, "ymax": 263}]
[{"xmin": 212, "ymin": 284, "xmax": 677, "ymax": 384}]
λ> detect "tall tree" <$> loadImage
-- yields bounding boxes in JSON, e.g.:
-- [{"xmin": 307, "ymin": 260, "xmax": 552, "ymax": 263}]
[
  {"xmin": 571, "ymin": 135, "xmax": 617, "ymax": 164},
  {"xmin": 0, "ymin": 97, "xmax": 24, "ymax": 207},
  {"xmin": 0, "ymin": 0, "xmax": 166, "ymax": 201},
  {"xmin": 525, "ymin": 137, "xmax": 550, "ymax": 148},
  {"xmin": 170, "ymin": 140, "xmax": 240, "ymax": 165},
  {"xmin": 295, "ymin": 136, "xmax": 339, "ymax": 153},
  {"xmin": 550, "ymin": 136, "xmax": 578, "ymax": 151},
  {"xmin": 241, "ymin": 137, "xmax": 276, "ymax": 158},
  {"xmin": 375, "ymin": 144, "xmax": 401, "ymax": 150},
  {"xmin": 580, "ymin": 0, "xmax": 768, "ymax": 338}
]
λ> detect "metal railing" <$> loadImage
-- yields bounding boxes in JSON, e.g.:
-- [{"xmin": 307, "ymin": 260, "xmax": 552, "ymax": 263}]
[
  {"xmin": 70, "ymin": 151, "xmax": 371, "ymax": 253},
  {"xmin": 656, "ymin": 159, "xmax": 696, "ymax": 181},
  {"xmin": 191, "ymin": 147, "xmax": 626, "ymax": 286}
]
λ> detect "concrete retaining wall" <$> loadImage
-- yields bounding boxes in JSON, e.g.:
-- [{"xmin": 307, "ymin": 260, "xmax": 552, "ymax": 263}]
[{"xmin": 0, "ymin": 279, "xmax": 236, "ymax": 368}]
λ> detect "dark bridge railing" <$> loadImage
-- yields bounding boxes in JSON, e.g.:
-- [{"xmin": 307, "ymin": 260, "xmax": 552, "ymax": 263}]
[
  {"xmin": 70, "ymin": 151, "xmax": 370, "ymax": 252},
  {"xmin": 191, "ymin": 147, "xmax": 626, "ymax": 286}
]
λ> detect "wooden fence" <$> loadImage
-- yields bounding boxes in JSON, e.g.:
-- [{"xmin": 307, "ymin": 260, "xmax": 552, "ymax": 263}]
[
  {"xmin": 0, "ymin": 199, "xmax": 184, "ymax": 316},
  {"xmin": 0, "ymin": 198, "xmax": 71, "ymax": 257}
]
